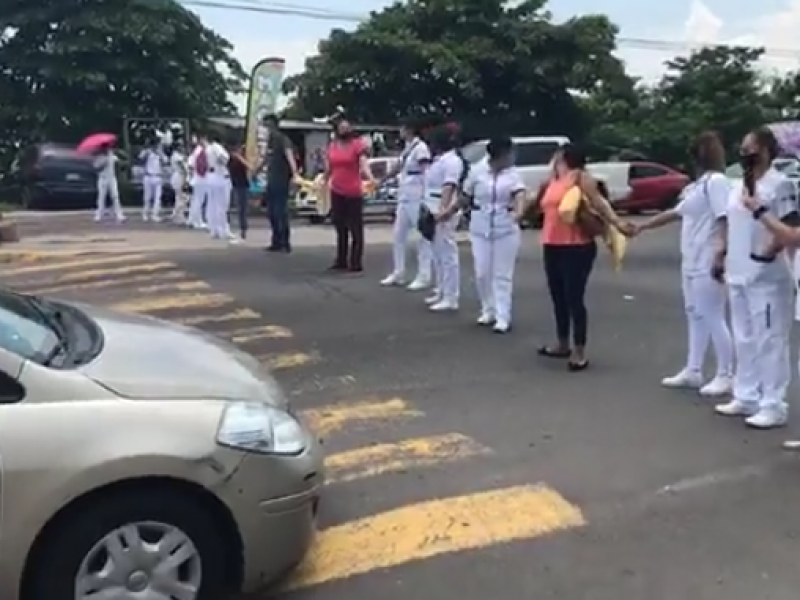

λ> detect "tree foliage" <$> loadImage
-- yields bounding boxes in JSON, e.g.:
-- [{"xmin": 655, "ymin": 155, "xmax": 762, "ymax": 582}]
[{"xmin": 0, "ymin": 0, "xmax": 246, "ymax": 160}]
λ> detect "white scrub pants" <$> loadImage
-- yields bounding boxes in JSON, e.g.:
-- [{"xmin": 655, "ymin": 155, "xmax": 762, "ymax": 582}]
[
  {"xmin": 171, "ymin": 175, "xmax": 187, "ymax": 222},
  {"xmin": 681, "ymin": 273, "xmax": 733, "ymax": 376},
  {"xmin": 729, "ymin": 281, "xmax": 793, "ymax": 413},
  {"xmin": 96, "ymin": 176, "xmax": 123, "ymax": 220},
  {"xmin": 207, "ymin": 176, "xmax": 232, "ymax": 238},
  {"xmin": 392, "ymin": 201, "xmax": 432, "ymax": 282},
  {"xmin": 432, "ymin": 214, "xmax": 460, "ymax": 303},
  {"xmin": 142, "ymin": 175, "xmax": 163, "ymax": 218},
  {"xmin": 471, "ymin": 229, "xmax": 521, "ymax": 324},
  {"xmin": 189, "ymin": 178, "xmax": 208, "ymax": 227}
]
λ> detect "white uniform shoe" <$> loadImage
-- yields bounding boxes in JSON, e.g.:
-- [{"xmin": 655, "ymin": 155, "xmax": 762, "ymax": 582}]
[
  {"xmin": 424, "ymin": 292, "xmax": 441, "ymax": 305},
  {"xmin": 661, "ymin": 369, "xmax": 703, "ymax": 389},
  {"xmin": 699, "ymin": 375, "xmax": 732, "ymax": 397},
  {"xmin": 745, "ymin": 407, "xmax": 787, "ymax": 429},
  {"xmin": 476, "ymin": 311, "xmax": 495, "ymax": 326},
  {"xmin": 714, "ymin": 398, "xmax": 758, "ymax": 417},
  {"xmin": 381, "ymin": 273, "xmax": 405, "ymax": 286},
  {"xmin": 429, "ymin": 299, "xmax": 458, "ymax": 312},
  {"xmin": 493, "ymin": 320, "xmax": 511, "ymax": 333},
  {"xmin": 407, "ymin": 277, "xmax": 431, "ymax": 291}
]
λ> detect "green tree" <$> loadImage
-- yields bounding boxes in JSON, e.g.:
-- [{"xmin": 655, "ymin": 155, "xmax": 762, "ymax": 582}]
[
  {"xmin": 284, "ymin": 0, "xmax": 627, "ymax": 139},
  {"xmin": 0, "ymin": 0, "xmax": 246, "ymax": 160}
]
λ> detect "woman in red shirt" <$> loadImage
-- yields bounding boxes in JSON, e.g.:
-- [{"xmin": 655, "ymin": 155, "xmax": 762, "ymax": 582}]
[{"xmin": 324, "ymin": 117, "xmax": 375, "ymax": 272}]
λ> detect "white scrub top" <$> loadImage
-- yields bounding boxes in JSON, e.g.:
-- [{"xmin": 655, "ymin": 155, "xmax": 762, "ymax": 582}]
[
  {"xmin": 187, "ymin": 144, "xmax": 206, "ymax": 186},
  {"xmin": 206, "ymin": 142, "xmax": 230, "ymax": 180},
  {"xmin": 466, "ymin": 165, "xmax": 525, "ymax": 240},
  {"xmin": 397, "ymin": 137, "xmax": 430, "ymax": 203},
  {"xmin": 726, "ymin": 168, "xmax": 797, "ymax": 285},
  {"xmin": 675, "ymin": 171, "xmax": 730, "ymax": 276},
  {"xmin": 423, "ymin": 150, "xmax": 463, "ymax": 213},
  {"xmin": 93, "ymin": 151, "xmax": 117, "ymax": 181}
]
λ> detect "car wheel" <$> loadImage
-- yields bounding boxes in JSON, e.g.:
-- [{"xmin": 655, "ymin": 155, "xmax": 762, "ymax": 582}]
[
  {"xmin": 25, "ymin": 487, "xmax": 232, "ymax": 600},
  {"xmin": 309, "ymin": 214, "xmax": 326, "ymax": 225}
]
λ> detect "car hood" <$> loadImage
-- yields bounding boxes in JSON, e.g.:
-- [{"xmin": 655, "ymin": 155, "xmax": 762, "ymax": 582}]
[{"xmin": 76, "ymin": 304, "xmax": 286, "ymax": 407}]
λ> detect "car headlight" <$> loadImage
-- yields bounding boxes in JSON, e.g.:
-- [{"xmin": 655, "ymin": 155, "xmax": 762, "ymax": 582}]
[{"xmin": 216, "ymin": 402, "xmax": 306, "ymax": 455}]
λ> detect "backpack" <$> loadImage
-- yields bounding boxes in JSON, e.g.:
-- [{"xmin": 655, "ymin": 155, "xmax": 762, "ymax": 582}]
[{"xmin": 195, "ymin": 148, "xmax": 209, "ymax": 176}]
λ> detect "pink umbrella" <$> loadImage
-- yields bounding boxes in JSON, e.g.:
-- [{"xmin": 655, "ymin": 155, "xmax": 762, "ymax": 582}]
[{"xmin": 76, "ymin": 132, "xmax": 117, "ymax": 154}]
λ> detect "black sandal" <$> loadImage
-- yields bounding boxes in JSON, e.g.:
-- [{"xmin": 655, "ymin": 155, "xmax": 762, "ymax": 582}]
[
  {"xmin": 567, "ymin": 360, "xmax": 589, "ymax": 372},
  {"xmin": 538, "ymin": 346, "xmax": 570, "ymax": 359}
]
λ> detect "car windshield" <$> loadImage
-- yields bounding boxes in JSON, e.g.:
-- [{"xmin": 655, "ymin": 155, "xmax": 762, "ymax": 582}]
[
  {"xmin": 0, "ymin": 291, "xmax": 66, "ymax": 364},
  {"xmin": 461, "ymin": 141, "xmax": 488, "ymax": 164}
]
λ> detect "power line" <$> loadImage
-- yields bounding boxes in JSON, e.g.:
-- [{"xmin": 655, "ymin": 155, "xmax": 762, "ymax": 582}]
[{"xmin": 181, "ymin": 0, "xmax": 800, "ymax": 59}]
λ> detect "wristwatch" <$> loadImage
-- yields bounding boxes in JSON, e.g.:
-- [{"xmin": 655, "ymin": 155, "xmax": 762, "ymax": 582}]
[{"xmin": 752, "ymin": 205, "xmax": 768, "ymax": 220}]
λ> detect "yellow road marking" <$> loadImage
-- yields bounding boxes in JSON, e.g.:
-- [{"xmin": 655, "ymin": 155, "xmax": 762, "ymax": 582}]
[
  {"xmin": 137, "ymin": 280, "xmax": 209, "ymax": 293},
  {"xmin": 0, "ymin": 250, "xmax": 85, "ymax": 264},
  {"xmin": 260, "ymin": 352, "xmax": 317, "ymax": 370},
  {"xmin": 301, "ymin": 398, "xmax": 422, "ymax": 436},
  {"xmin": 111, "ymin": 293, "xmax": 234, "ymax": 313},
  {"xmin": 23, "ymin": 271, "xmax": 189, "ymax": 295},
  {"xmin": 285, "ymin": 484, "xmax": 586, "ymax": 590},
  {"xmin": 325, "ymin": 433, "xmax": 491, "ymax": 484},
  {"xmin": 175, "ymin": 309, "xmax": 262, "ymax": 326},
  {"xmin": 225, "ymin": 325, "xmax": 293, "ymax": 342},
  {"xmin": 52, "ymin": 261, "xmax": 176, "ymax": 283},
  {"xmin": 0, "ymin": 253, "xmax": 148, "ymax": 276}
]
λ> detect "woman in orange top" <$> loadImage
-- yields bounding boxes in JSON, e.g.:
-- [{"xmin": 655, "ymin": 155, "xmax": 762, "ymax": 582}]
[{"xmin": 538, "ymin": 144, "xmax": 632, "ymax": 370}]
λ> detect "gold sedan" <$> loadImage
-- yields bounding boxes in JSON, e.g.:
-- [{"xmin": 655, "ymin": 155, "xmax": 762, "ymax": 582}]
[{"xmin": 0, "ymin": 289, "xmax": 324, "ymax": 600}]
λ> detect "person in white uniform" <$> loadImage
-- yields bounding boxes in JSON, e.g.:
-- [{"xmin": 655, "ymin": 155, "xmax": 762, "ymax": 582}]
[
  {"xmin": 139, "ymin": 139, "xmax": 165, "ymax": 222},
  {"xmin": 205, "ymin": 136, "xmax": 236, "ymax": 242},
  {"xmin": 380, "ymin": 118, "xmax": 433, "ymax": 290},
  {"xmin": 423, "ymin": 124, "xmax": 467, "ymax": 312},
  {"xmin": 92, "ymin": 142, "xmax": 124, "ymax": 223},
  {"xmin": 169, "ymin": 144, "xmax": 188, "ymax": 224},
  {"xmin": 463, "ymin": 135, "xmax": 526, "ymax": 333},
  {"xmin": 714, "ymin": 127, "xmax": 800, "ymax": 429},
  {"xmin": 187, "ymin": 134, "xmax": 210, "ymax": 229},
  {"xmin": 634, "ymin": 131, "xmax": 734, "ymax": 396}
]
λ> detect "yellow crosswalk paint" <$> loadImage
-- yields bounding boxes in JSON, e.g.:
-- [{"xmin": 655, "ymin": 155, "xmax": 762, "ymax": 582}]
[
  {"xmin": 0, "ymin": 253, "xmax": 148, "ymax": 276},
  {"xmin": 301, "ymin": 398, "xmax": 422, "ymax": 436},
  {"xmin": 136, "ymin": 280, "xmax": 209, "ymax": 293},
  {"xmin": 175, "ymin": 309, "xmax": 262, "ymax": 326},
  {"xmin": 225, "ymin": 324, "xmax": 293, "ymax": 342},
  {"xmin": 23, "ymin": 271, "xmax": 189, "ymax": 295},
  {"xmin": 111, "ymin": 293, "xmax": 234, "ymax": 313},
  {"xmin": 0, "ymin": 249, "xmax": 85, "ymax": 264},
  {"xmin": 52, "ymin": 261, "xmax": 176, "ymax": 283},
  {"xmin": 285, "ymin": 484, "xmax": 586, "ymax": 590},
  {"xmin": 260, "ymin": 352, "xmax": 317, "ymax": 370},
  {"xmin": 325, "ymin": 433, "xmax": 491, "ymax": 484}
]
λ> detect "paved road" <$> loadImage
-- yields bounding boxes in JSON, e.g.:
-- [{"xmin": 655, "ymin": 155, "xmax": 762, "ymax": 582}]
[{"xmin": 3, "ymin": 228, "xmax": 800, "ymax": 600}]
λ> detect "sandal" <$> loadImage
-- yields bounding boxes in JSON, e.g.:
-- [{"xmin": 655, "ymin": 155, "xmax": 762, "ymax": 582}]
[
  {"xmin": 567, "ymin": 360, "xmax": 589, "ymax": 372},
  {"xmin": 538, "ymin": 346, "xmax": 571, "ymax": 359}
]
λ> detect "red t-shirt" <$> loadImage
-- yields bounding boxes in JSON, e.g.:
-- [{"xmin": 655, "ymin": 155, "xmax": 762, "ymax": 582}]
[{"xmin": 328, "ymin": 138, "xmax": 365, "ymax": 197}]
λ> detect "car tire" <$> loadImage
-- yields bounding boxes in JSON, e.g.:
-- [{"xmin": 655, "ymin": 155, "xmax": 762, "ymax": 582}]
[
  {"xmin": 24, "ymin": 486, "xmax": 232, "ymax": 600},
  {"xmin": 309, "ymin": 213, "xmax": 328, "ymax": 225}
]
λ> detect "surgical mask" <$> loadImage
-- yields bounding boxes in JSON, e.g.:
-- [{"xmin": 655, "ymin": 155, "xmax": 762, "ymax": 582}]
[{"xmin": 738, "ymin": 152, "xmax": 760, "ymax": 170}]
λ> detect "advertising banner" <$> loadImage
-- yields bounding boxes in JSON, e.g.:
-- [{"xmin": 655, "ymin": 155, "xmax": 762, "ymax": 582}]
[{"xmin": 244, "ymin": 57, "xmax": 286, "ymax": 194}]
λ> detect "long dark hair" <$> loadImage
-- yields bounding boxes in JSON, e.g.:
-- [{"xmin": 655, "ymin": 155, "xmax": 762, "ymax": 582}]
[{"xmin": 690, "ymin": 131, "xmax": 725, "ymax": 172}]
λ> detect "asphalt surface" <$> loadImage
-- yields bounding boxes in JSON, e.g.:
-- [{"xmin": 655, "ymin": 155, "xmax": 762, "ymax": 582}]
[{"xmin": 4, "ymin": 225, "xmax": 800, "ymax": 600}]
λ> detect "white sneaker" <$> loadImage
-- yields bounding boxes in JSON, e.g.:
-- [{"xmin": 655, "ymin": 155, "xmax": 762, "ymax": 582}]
[
  {"xmin": 699, "ymin": 375, "xmax": 733, "ymax": 397},
  {"xmin": 493, "ymin": 320, "xmax": 511, "ymax": 333},
  {"xmin": 745, "ymin": 407, "xmax": 787, "ymax": 429},
  {"xmin": 714, "ymin": 398, "xmax": 758, "ymax": 417},
  {"xmin": 227, "ymin": 236, "xmax": 242, "ymax": 245},
  {"xmin": 476, "ymin": 311, "xmax": 495, "ymax": 325},
  {"xmin": 93, "ymin": 212, "xmax": 103, "ymax": 222},
  {"xmin": 424, "ymin": 293, "xmax": 441, "ymax": 305},
  {"xmin": 142, "ymin": 213, "xmax": 150, "ymax": 222},
  {"xmin": 115, "ymin": 214, "xmax": 126, "ymax": 223},
  {"xmin": 661, "ymin": 369, "xmax": 703, "ymax": 389},
  {"xmin": 429, "ymin": 299, "xmax": 458, "ymax": 312},
  {"xmin": 151, "ymin": 214, "xmax": 162, "ymax": 223},
  {"xmin": 381, "ymin": 273, "xmax": 405, "ymax": 286},
  {"xmin": 407, "ymin": 278, "xmax": 431, "ymax": 291}
]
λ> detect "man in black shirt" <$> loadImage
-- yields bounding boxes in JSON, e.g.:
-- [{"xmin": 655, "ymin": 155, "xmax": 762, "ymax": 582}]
[{"xmin": 262, "ymin": 114, "xmax": 299, "ymax": 252}]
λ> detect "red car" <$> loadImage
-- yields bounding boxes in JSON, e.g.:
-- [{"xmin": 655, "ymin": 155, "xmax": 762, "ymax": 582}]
[{"xmin": 609, "ymin": 161, "xmax": 690, "ymax": 214}]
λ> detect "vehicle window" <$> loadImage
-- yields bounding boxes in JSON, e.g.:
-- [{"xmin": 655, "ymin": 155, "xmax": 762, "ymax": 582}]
[
  {"xmin": 369, "ymin": 160, "xmax": 389, "ymax": 179},
  {"xmin": 0, "ymin": 293, "xmax": 62, "ymax": 363},
  {"xmin": 630, "ymin": 164, "xmax": 669, "ymax": 179},
  {"xmin": 461, "ymin": 141, "xmax": 488, "ymax": 164},
  {"xmin": 725, "ymin": 163, "xmax": 743, "ymax": 179},
  {"xmin": 0, "ymin": 370, "xmax": 24, "ymax": 404},
  {"xmin": 514, "ymin": 142, "xmax": 562, "ymax": 167}
]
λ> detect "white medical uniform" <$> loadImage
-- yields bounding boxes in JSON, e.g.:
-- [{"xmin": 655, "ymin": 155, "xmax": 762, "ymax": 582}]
[
  {"xmin": 205, "ymin": 142, "xmax": 233, "ymax": 240},
  {"xmin": 170, "ymin": 150, "xmax": 187, "ymax": 223},
  {"xmin": 424, "ymin": 150, "xmax": 465, "ymax": 311},
  {"xmin": 662, "ymin": 172, "xmax": 734, "ymax": 395},
  {"xmin": 187, "ymin": 144, "xmax": 209, "ymax": 229},
  {"xmin": 140, "ymin": 147, "xmax": 165, "ymax": 221},
  {"xmin": 466, "ymin": 165, "xmax": 524, "ymax": 331},
  {"xmin": 93, "ymin": 151, "xmax": 123, "ymax": 222},
  {"xmin": 716, "ymin": 168, "xmax": 797, "ymax": 428},
  {"xmin": 382, "ymin": 137, "xmax": 434, "ymax": 289}
]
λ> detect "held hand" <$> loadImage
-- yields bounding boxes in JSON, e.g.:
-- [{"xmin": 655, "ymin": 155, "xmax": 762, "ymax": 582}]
[
  {"xmin": 741, "ymin": 191, "xmax": 759, "ymax": 211},
  {"xmin": 617, "ymin": 220, "xmax": 637, "ymax": 237}
]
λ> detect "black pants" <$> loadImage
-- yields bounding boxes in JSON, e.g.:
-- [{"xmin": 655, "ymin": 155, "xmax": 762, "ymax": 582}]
[
  {"xmin": 543, "ymin": 243, "xmax": 597, "ymax": 346},
  {"xmin": 330, "ymin": 191, "xmax": 364, "ymax": 269},
  {"xmin": 266, "ymin": 184, "xmax": 291, "ymax": 249},
  {"xmin": 231, "ymin": 186, "xmax": 249, "ymax": 236}
]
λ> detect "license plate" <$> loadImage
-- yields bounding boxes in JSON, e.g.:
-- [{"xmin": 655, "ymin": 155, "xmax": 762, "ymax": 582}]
[{"xmin": 65, "ymin": 173, "xmax": 80, "ymax": 181}]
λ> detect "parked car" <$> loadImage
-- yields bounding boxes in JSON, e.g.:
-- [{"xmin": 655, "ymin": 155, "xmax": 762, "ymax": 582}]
[
  {"xmin": 602, "ymin": 161, "xmax": 689, "ymax": 214},
  {"xmin": 0, "ymin": 288, "xmax": 323, "ymax": 600}
]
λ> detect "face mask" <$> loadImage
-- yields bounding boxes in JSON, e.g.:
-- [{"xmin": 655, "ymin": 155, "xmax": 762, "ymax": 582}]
[{"xmin": 739, "ymin": 152, "xmax": 760, "ymax": 170}]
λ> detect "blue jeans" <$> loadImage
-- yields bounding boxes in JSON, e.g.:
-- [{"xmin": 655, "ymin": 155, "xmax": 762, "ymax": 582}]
[
  {"xmin": 231, "ymin": 187, "xmax": 249, "ymax": 235},
  {"xmin": 266, "ymin": 184, "xmax": 290, "ymax": 249}
]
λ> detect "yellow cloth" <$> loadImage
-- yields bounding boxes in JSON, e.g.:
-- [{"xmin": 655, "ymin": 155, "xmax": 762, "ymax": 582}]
[{"xmin": 558, "ymin": 185, "xmax": 627, "ymax": 271}]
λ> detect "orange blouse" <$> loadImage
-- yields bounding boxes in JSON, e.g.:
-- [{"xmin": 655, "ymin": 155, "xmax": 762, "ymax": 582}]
[{"xmin": 540, "ymin": 177, "xmax": 591, "ymax": 246}]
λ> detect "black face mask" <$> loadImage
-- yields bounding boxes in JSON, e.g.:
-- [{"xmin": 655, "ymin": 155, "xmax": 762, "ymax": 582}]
[{"xmin": 739, "ymin": 152, "xmax": 760, "ymax": 170}]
